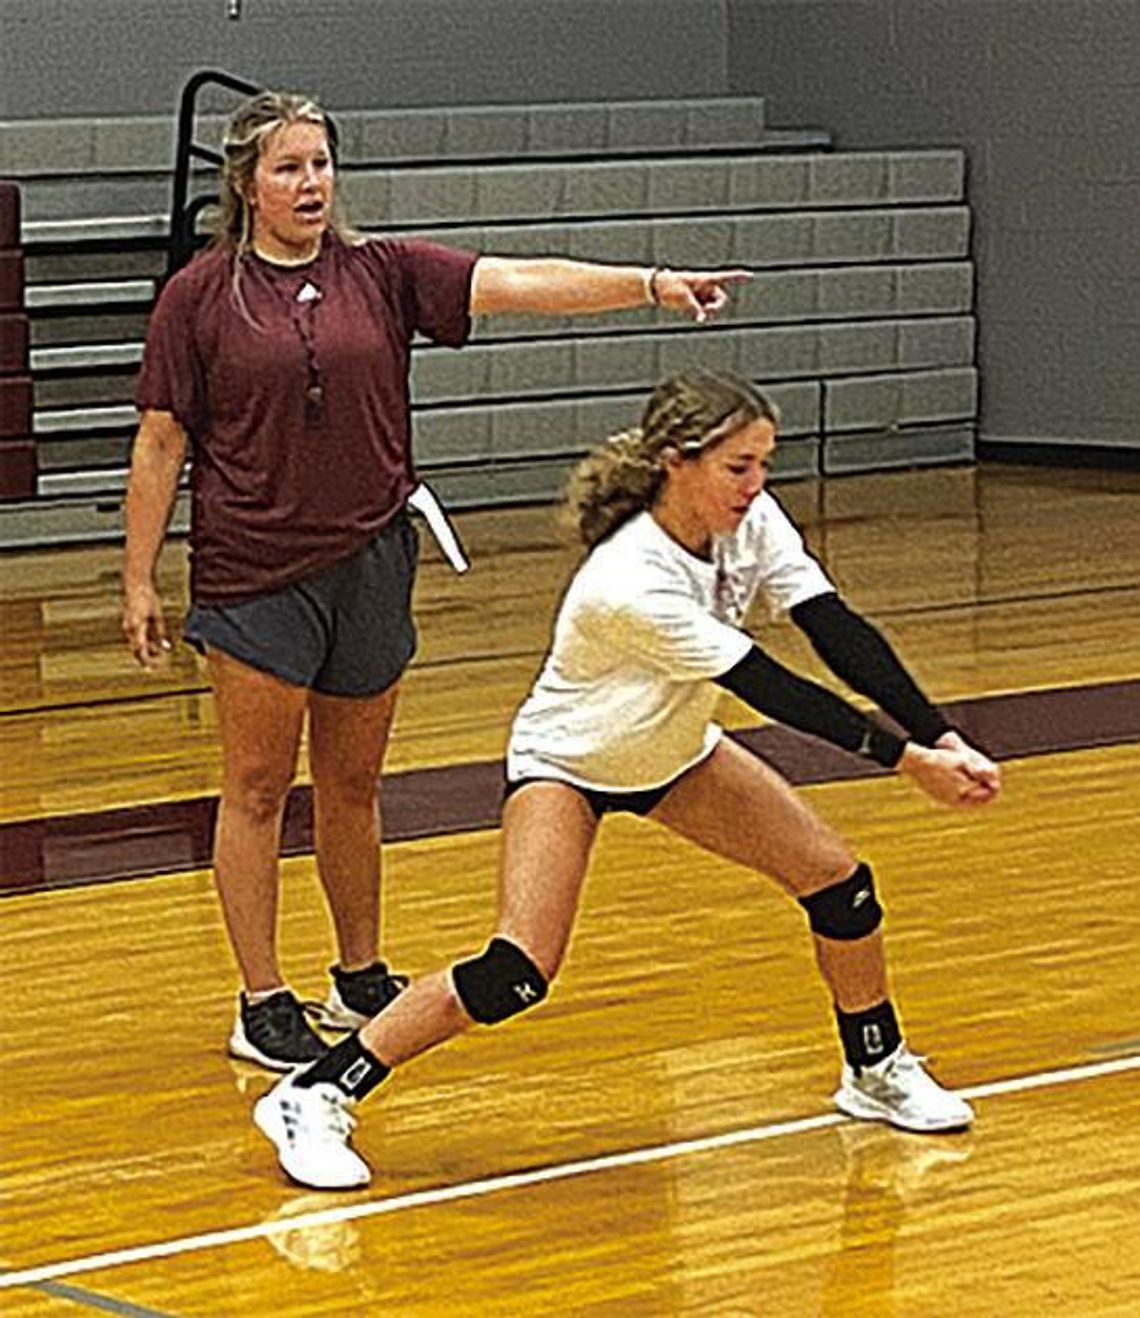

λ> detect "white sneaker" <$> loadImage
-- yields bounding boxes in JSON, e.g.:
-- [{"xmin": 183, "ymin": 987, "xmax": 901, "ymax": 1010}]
[
  {"xmin": 834, "ymin": 1045, "xmax": 973, "ymax": 1133},
  {"xmin": 253, "ymin": 1077, "xmax": 372, "ymax": 1189}
]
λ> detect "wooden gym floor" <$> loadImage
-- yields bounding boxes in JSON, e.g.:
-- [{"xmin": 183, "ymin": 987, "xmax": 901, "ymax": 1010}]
[{"xmin": 1, "ymin": 461, "xmax": 1139, "ymax": 1315}]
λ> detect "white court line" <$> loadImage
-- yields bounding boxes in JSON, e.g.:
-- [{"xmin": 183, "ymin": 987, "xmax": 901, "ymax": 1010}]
[{"xmin": 2, "ymin": 1051, "xmax": 1138, "ymax": 1292}]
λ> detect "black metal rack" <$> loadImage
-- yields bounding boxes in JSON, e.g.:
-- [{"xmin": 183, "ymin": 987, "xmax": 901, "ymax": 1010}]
[{"xmin": 166, "ymin": 69, "xmax": 261, "ymax": 279}]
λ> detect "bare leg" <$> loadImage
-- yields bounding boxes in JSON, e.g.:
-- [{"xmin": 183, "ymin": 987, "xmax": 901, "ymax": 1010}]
[
  {"xmin": 650, "ymin": 738, "xmax": 888, "ymax": 1011},
  {"xmin": 308, "ymin": 682, "xmax": 400, "ymax": 970},
  {"xmin": 359, "ymin": 783, "xmax": 598, "ymax": 1066},
  {"xmin": 208, "ymin": 649, "xmax": 308, "ymax": 993}
]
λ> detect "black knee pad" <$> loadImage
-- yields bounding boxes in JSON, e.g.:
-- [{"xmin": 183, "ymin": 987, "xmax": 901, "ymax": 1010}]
[
  {"xmin": 798, "ymin": 862, "xmax": 883, "ymax": 940},
  {"xmin": 452, "ymin": 937, "xmax": 549, "ymax": 1025}
]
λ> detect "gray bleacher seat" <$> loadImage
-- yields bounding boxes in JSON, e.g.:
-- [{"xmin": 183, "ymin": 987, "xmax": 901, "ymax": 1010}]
[
  {"xmin": 0, "ymin": 98, "xmax": 775, "ymax": 177},
  {"xmin": 1, "ymin": 95, "xmax": 979, "ymax": 547}
]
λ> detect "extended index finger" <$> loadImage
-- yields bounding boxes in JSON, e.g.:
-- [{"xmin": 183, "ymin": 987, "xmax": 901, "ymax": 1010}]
[
  {"xmin": 680, "ymin": 268, "xmax": 753, "ymax": 288},
  {"xmin": 693, "ymin": 268, "xmax": 752, "ymax": 289}
]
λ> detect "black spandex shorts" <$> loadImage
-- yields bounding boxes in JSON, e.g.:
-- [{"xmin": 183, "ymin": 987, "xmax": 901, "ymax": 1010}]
[{"xmin": 502, "ymin": 772, "xmax": 679, "ymax": 819}]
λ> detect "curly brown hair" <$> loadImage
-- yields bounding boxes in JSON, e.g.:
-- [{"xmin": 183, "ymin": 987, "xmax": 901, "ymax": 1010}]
[{"xmin": 562, "ymin": 370, "xmax": 778, "ymax": 548}]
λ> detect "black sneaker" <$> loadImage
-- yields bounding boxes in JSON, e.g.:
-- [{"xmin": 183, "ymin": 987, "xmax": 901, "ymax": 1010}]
[
  {"xmin": 310, "ymin": 960, "xmax": 409, "ymax": 1030},
  {"xmin": 229, "ymin": 989, "xmax": 330, "ymax": 1072}
]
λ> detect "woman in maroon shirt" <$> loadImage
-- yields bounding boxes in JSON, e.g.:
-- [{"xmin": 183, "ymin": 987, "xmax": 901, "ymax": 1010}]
[{"xmin": 122, "ymin": 90, "xmax": 749, "ymax": 1070}]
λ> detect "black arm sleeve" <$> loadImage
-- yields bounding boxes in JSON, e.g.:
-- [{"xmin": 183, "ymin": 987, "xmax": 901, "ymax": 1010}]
[
  {"xmin": 789, "ymin": 592, "xmax": 951, "ymax": 746},
  {"xmin": 715, "ymin": 644, "xmax": 907, "ymax": 768}
]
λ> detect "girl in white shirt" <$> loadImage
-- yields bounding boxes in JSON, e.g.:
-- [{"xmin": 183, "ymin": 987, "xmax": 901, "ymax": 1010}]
[{"xmin": 254, "ymin": 369, "xmax": 1002, "ymax": 1189}]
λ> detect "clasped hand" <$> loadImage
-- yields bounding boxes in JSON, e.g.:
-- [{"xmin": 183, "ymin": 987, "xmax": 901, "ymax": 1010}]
[{"xmin": 900, "ymin": 730, "xmax": 1002, "ymax": 807}]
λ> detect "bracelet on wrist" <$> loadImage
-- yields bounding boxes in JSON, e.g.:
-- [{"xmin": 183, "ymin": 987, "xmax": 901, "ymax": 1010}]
[{"xmin": 646, "ymin": 266, "xmax": 666, "ymax": 306}]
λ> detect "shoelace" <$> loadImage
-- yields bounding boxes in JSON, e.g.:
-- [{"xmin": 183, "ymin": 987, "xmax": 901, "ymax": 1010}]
[
  {"xmin": 873, "ymin": 1049, "xmax": 939, "ymax": 1100},
  {"xmin": 299, "ymin": 974, "xmax": 408, "ymax": 1023},
  {"xmin": 337, "ymin": 968, "xmax": 410, "ymax": 1008},
  {"xmin": 312, "ymin": 1087, "xmax": 357, "ymax": 1140},
  {"xmin": 888, "ymin": 1049, "xmax": 928, "ymax": 1075},
  {"xmin": 252, "ymin": 995, "xmax": 311, "ymax": 1043},
  {"xmin": 860, "ymin": 1047, "xmax": 925, "ymax": 1090},
  {"xmin": 355, "ymin": 965, "xmax": 409, "ymax": 990}
]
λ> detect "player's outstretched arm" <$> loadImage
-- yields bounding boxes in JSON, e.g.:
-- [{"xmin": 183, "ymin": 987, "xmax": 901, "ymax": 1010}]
[
  {"xmin": 716, "ymin": 643, "xmax": 1001, "ymax": 809},
  {"xmin": 790, "ymin": 591, "xmax": 951, "ymax": 745}
]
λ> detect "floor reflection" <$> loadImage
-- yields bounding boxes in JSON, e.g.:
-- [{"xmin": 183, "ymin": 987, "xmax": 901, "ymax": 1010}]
[{"xmin": 822, "ymin": 1123, "xmax": 972, "ymax": 1315}]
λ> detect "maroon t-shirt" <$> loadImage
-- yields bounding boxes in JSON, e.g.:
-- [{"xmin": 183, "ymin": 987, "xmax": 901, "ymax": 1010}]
[{"xmin": 135, "ymin": 234, "xmax": 477, "ymax": 603}]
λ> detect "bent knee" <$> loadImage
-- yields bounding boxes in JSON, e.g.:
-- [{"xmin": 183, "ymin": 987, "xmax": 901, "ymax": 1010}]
[
  {"xmin": 451, "ymin": 937, "xmax": 550, "ymax": 1025},
  {"xmin": 798, "ymin": 861, "xmax": 883, "ymax": 941},
  {"xmin": 795, "ymin": 836, "xmax": 858, "ymax": 897}
]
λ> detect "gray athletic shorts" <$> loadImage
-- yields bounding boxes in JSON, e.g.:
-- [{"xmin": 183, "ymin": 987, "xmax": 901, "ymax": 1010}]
[{"xmin": 184, "ymin": 513, "xmax": 419, "ymax": 697}]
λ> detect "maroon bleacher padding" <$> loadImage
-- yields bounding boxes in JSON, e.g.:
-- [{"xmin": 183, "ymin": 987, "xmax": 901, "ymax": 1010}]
[
  {"xmin": 0, "ymin": 183, "xmax": 19, "ymax": 249},
  {"xmin": 0, "ymin": 251, "xmax": 24, "ymax": 311},
  {"xmin": 0, "ymin": 439, "xmax": 37, "ymax": 499},
  {"xmin": 0, "ymin": 184, "xmax": 34, "ymax": 496},
  {"xmin": 0, "ymin": 314, "xmax": 29, "ymax": 373},
  {"xmin": 0, "ymin": 375, "xmax": 32, "ymax": 437}
]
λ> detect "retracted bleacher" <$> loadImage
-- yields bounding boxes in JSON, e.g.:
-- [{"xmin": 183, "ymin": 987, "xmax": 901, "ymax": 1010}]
[{"xmin": 0, "ymin": 94, "xmax": 976, "ymax": 546}]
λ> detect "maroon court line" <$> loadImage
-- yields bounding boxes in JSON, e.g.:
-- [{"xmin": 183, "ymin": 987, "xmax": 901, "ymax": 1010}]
[{"xmin": 1, "ymin": 679, "xmax": 1138, "ymax": 896}]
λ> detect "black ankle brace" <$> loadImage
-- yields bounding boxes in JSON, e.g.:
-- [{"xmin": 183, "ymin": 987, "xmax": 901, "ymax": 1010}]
[
  {"xmin": 295, "ymin": 1032, "xmax": 390, "ymax": 1100},
  {"xmin": 836, "ymin": 999, "xmax": 902, "ymax": 1072}
]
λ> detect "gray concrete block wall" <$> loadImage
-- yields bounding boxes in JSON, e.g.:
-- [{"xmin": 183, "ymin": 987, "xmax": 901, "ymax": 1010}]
[
  {"xmin": 0, "ymin": 97, "xmax": 773, "ymax": 185},
  {"xmin": 656, "ymin": 330, "xmax": 740, "ymax": 378},
  {"xmin": 809, "ymin": 155, "xmax": 889, "ymax": 206},
  {"xmin": 727, "ymin": 0, "xmax": 1139, "ymax": 454},
  {"xmin": 565, "ymin": 222, "xmax": 657, "ymax": 266},
  {"xmin": 898, "ymin": 316, "xmax": 976, "ymax": 368},
  {"xmin": 525, "ymin": 106, "xmax": 610, "ymax": 156},
  {"xmin": 423, "ymin": 435, "xmax": 820, "ymax": 509},
  {"xmin": 401, "ymin": 206, "xmax": 969, "ymax": 271},
  {"xmin": 889, "ymin": 151, "xmax": 964, "ymax": 204},
  {"xmin": 823, "ymin": 425, "xmax": 975, "ymax": 474},
  {"xmin": 29, "ymin": 275, "xmax": 979, "ymax": 474},
  {"xmin": 414, "ymin": 378, "xmax": 823, "ymax": 473},
  {"xmin": 10, "ymin": 145, "xmax": 965, "ymax": 228},
  {"xmin": 13, "ymin": 124, "xmax": 980, "ymax": 516},
  {"xmin": 406, "ymin": 317, "xmax": 976, "ymax": 409},
  {"xmin": 728, "ymin": 157, "xmax": 812, "ymax": 209},
  {"xmin": 488, "ymin": 340, "xmax": 577, "ymax": 399},
  {"xmin": 896, "ymin": 263, "xmax": 973, "ymax": 316},
  {"xmin": 356, "ymin": 153, "xmax": 964, "ymax": 230},
  {"xmin": 824, "ymin": 368, "xmax": 977, "ymax": 433},
  {"xmin": 816, "ymin": 267, "xmax": 896, "ymax": 321},
  {"xmin": 647, "ymin": 160, "xmax": 734, "ymax": 214},
  {"xmin": 818, "ymin": 323, "xmax": 898, "ymax": 375},
  {"xmin": 414, "ymin": 408, "xmax": 493, "ymax": 467},
  {"xmin": 574, "ymin": 337, "xmax": 659, "ymax": 391},
  {"xmin": 0, "ymin": 0, "xmax": 734, "ymax": 118},
  {"xmin": 458, "ymin": 258, "xmax": 972, "ymax": 342}
]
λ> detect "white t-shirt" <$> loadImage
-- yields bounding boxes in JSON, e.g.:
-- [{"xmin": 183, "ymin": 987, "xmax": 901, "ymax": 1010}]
[{"xmin": 507, "ymin": 491, "xmax": 834, "ymax": 791}]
